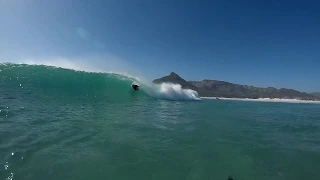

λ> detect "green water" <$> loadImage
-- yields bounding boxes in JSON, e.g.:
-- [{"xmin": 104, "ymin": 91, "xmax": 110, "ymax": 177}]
[{"xmin": 1, "ymin": 64, "xmax": 320, "ymax": 180}]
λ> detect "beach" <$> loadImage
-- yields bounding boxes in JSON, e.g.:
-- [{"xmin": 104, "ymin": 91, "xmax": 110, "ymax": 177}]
[{"xmin": 201, "ymin": 97, "xmax": 320, "ymax": 104}]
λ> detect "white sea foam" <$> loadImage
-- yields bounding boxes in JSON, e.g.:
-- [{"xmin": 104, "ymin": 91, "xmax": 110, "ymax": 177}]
[
  {"xmin": 157, "ymin": 83, "xmax": 200, "ymax": 100},
  {"xmin": 142, "ymin": 82, "xmax": 201, "ymax": 100}
]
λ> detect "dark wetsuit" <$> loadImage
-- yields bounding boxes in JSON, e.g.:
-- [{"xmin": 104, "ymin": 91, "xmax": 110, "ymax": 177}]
[{"xmin": 132, "ymin": 84, "xmax": 139, "ymax": 91}]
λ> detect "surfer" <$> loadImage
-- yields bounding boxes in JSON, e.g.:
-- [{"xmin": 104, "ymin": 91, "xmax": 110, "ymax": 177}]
[{"xmin": 132, "ymin": 84, "xmax": 139, "ymax": 91}]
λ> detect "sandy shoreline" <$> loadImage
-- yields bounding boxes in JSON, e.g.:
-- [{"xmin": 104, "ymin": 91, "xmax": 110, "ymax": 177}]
[{"xmin": 200, "ymin": 97, "xmax": 320, "ymax": 104}]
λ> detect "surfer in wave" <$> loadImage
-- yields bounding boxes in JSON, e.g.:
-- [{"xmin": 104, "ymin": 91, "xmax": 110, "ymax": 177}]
[{"xmin": 132, "ymin": 84, "xmax": 139, "ymax": 91}]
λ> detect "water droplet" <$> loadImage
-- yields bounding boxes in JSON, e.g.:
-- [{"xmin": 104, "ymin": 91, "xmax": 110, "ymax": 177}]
[
  {"xmin": 0, "ymin": 110, "xmax": 2, "ymax": 112},
  {"xmin": 19, "ymin": 84, "xmax": 22, "ymax": 87},
  {"xmin": 21, "ymin": 157, "xmax": 24, "ymax": 160},
  {"xmin": 6, "ymin": 115, "xmax": 8, "ymax": 117},
  {"xmin": 6, "ymin": 172, "xmax": 13, "ymax": 180},
  {"xmin": 4, "ymin": 163, "xmax": 9, "ymax": 170},
  {"xmin": 6, "ymin": 107, "xmax": 8, "ymax": 109},
  {"xmin": 11, "ymin": 152, "xmax": 14, "ymax": 156}
]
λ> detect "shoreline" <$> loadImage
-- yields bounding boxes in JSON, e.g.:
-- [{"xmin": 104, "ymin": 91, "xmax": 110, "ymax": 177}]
[{"xmin": 200, "ymin": 97, "xmax": 320, "ymax": 104}]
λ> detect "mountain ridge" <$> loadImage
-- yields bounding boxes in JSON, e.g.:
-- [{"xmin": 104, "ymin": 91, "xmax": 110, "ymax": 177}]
[{"xmin": 152, "ymin": 72, "xmax": 319, "ymax": 101}]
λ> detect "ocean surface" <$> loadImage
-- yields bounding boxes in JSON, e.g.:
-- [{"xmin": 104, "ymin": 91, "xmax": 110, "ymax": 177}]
[{"xmin": 1, "ymin": 63, "xmax": 320, "ymax": 180}]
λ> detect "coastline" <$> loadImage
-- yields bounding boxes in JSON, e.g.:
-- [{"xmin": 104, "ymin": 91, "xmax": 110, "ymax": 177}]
[{"xmin": 200, "ymin": 97, "xmax": 320, "ymax": 104}]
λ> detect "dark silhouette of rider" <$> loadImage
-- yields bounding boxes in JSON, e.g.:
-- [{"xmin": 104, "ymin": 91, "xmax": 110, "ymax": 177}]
[{"xmin": 132, "ymin": 84, "xmax": 139, "ymax": 91}]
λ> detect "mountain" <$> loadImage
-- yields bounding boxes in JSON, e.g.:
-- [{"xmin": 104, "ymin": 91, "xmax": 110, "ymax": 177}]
[
  {"xmin": 189, "ymin": 80, "xmax": 317, "ymax": 100},
  {"xmin": 152, "ymin": 72, "xmax": 320, "ymax": 101},
  {"xmin": 153, "ymin": 72, "xmax": 199, "ymax": 90},
  {"xmin": 310, "ymin": 92, "xmax": 320, "ymax": 97}
]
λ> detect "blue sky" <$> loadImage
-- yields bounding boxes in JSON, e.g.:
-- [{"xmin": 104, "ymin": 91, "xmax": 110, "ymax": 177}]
[{"xmin": 1, "ymin": 0, "xmax": 319, "ymax": 92}]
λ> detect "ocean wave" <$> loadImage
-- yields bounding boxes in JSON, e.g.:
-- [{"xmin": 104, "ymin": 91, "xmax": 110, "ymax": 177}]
[{"xmin": 0, "ymin": 62, "xmax": 200, "ymax": 101}]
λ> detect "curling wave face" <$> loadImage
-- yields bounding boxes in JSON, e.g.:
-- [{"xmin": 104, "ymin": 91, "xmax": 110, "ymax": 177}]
[{"xmin": 0, "ymin": 63, "xmax": 200, "ymax": 102}]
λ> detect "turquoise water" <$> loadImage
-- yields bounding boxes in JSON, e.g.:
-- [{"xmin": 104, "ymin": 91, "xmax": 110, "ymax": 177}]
[{"xmin": 1, "ymin": 64, "xmax": 320, "ymax": 180}]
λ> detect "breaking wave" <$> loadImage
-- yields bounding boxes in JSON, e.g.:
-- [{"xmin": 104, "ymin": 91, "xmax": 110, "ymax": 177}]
[{"xmin": 0, "ymin": 62, "xmax": 200, "ymax": 101}]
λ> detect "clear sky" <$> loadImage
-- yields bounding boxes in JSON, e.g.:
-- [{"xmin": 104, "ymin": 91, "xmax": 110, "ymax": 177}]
[{"xmin": 1, "ymin": 0, "xmax": 319, "ymax": 92}]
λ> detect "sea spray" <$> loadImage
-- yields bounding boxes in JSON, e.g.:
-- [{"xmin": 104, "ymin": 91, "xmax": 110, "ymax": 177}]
[{"xmin": 142, "ymin": 82, "xmax": 200, "ymax": 100}]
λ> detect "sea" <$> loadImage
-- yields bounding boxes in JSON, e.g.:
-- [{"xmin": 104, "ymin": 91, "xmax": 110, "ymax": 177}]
[{"xmin": 1, "ymin": 63, "xmax": 320, "ymax": 180}]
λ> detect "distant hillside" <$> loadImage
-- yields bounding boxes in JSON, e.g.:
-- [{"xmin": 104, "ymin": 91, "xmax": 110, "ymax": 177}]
[
  {"xmin": 153, "ymin": 72, "xmax": 199, "ymax": 90},
  {"xmin": 152, "ymin": 72, "xmax": 320, "ymax": 101},
  {"xmin": 311, "ymin": 92, "xmax": 320, "ymax": 97}
]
